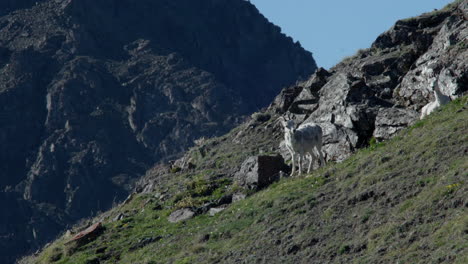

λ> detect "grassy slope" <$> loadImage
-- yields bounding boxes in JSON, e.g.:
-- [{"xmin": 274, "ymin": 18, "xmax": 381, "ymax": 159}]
[{"xmin": 29, "ymin": 98, "xmax": 467, "ymax": 264}]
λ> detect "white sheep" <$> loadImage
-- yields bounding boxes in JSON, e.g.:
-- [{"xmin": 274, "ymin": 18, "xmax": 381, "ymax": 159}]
[
  {"xmin": 280, "ymin": 118, "xmax": 326, "ymax": 176},
  {"xmin": 420, "ymin": 78, "xmax": 451, "ymax": 119}
]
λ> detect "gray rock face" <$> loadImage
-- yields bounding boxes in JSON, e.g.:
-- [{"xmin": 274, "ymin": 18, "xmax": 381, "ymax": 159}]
[
  {"xmin": 394, "ymin": 9, "xmax": 468, "ymax": 109},
  {"xmin": 168, "ymin": 208, "xmax": 195, "ymax": 223},
  {"xmin": 272, "ymin": 3, "xmax": 467, "ymax": 162},
  {"xmin": 234, "ymin": 155, "xmax": 289, "ymax": 190},
  {"xmin": 0, "ymin": 0, "xmax": 316, "ymax": 262},
  {"xmin": 373, "ymin": 108, "xmax": 419, "ymax": 141}
]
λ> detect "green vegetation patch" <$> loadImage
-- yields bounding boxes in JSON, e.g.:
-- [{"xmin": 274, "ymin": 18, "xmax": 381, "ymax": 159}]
[{"xmin": 29, "ymin": 97, "xmax": 467, "ymax": 263}]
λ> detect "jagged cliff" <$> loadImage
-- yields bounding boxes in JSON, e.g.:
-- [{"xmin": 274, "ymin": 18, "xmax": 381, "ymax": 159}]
[
  {"xmin": 272, "ymin": 0, "xmax": 467, "ymax": 161},
  {"xmin": 0, "ymin": 0, "xmax": 316, "ymax": 263}
]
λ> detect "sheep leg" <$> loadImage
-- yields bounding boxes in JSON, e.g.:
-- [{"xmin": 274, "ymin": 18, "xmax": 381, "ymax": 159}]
[
  {"xmin": 290, "ymin": 153, "xmax": 296, "ymax": 177},
  {"xmin": 317, "ymin": 146, "xmax": 325, "ymax": 167},
  {"xmin": 307, "ymin": 153, "xmax": 314, "ymax": 174},
  {"xmin": 298, "ymin": 154, "xmax": 302, "ymax": 176}
]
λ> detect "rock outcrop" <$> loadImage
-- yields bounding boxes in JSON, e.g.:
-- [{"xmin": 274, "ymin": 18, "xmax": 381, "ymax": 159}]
[
  {"xmin": 234, "ymin": 155, "xmax": 289, "ymax": 190},
  {"xmin": 168, "ymin": 209, "xmax": 195, "ymax": 223},
  {"xmin": 272, "ymin": 1, "xmax": 467, "ymax": 161},
  {"xmin": 0, "ymin": 0, "xmax": 316, "ymax": 262}
]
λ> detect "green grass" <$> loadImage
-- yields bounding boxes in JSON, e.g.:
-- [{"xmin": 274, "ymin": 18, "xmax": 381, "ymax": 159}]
[{"xmin": 27, "ymin": 97, "xmax": 468, "ymax": 263}]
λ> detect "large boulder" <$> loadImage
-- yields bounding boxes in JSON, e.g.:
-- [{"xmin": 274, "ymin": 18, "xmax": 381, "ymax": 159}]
[
  {"xmin": 168, "ymin": 208, "xmax": 195, "ymax": 223},
  {"xmin": 67, "ymin": 222, "xmax": 103, "ymax": 246},
  {"xmin": 234, "ymin": 155, "xmax": 289, "ymax": 190}
]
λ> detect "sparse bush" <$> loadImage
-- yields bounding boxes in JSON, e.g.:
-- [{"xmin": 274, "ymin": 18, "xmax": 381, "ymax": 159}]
[
  {"xmin": 251, "ymin": 112, "xmax": 271, "ymax": 123},
  {"xmin": 194, "ymin": 137, "xmax": 207, "ymax": 146},
  {"xmin": 368, "ymin": 136, "xmax": 386, "ymax": 150},
  {"xmin": 175, "ymin": 196, "xmax": 202, "ymax": 209},
  {"xmin": 338, "ymin": 244, "xmax": 351, "ymax": 254},
  {"xmin": 186, "ymin": 177, "xmax": 213, "ymax": 197},
  {"xmin": 47, "ymin": 247, "xmax": 63, "ymax": 262},
  {"xmin": 171, "ymin": 167, "xmax": 182, "ymax": 173}
]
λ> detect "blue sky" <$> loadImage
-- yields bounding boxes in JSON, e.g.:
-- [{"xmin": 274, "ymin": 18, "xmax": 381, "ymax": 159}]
[{"xmin": 250, "ymin": 0, "xmax": 454, "ymax": 69}]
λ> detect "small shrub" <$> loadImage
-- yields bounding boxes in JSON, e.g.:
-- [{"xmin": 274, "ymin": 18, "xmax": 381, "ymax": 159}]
[
  {"xmin": 47, "ymin": 247, "xmax": 63, "ymax": 262},
  {"xmin": 194, "ymin": 137, "xmax": 207, "ymax": 146},
  {"xmin": 322, "ymin": 207, "xmax": 334, "ymax": 220},
  {"xmin": 186, "ymin": 178, "xmax": 213, "ymax": 197},
  {"xmin": 190, "ymin": 243, "xmax": 206, "ymax": 253},
  {"xmin": 175, "ymin": 196, "xmax": 202, "ymax": 209},
  {"xmin": 443, "ymin": 182, "xmax": 462, "ymax": 196},
  {"xmin": 170, "ymin": 167, "xmax": 182, "ymax": 173},
  {"xmin": 338, "ymin": 244, "xmax": 351, "ymax": 254},
  {"xmin": 368, "ymin": 137, "xmax": 386, "ymax": 150},
  {"xmin": 361, "ymin": 209, "xmax": 374, "ymax": 223}
]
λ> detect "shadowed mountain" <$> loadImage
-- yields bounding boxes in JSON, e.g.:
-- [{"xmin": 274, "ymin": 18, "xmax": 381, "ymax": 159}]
[{"xmin": 0, "ymin": 0, "xmax": 316, "ymax": 262}]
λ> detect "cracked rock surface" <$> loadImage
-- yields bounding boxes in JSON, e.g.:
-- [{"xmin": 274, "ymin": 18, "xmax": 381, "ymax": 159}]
[{"xmin": 272, "ymin": 2, "xmax": 467, "ymax": 162}]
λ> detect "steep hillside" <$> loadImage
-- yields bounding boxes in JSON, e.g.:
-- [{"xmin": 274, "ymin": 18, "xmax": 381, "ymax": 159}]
[
  {"xmin": 22, "ymin": 2, "xmax": 468, "ymax": 263},
  {"xmin": 0, "ymin": 0, "xmax": 316, "ymax": 262},
  {"xmin": 11, "ymin": 1, "xmax": 468, "ymax": 263},
  {"xmin": 25, "ymin": 96, "xmax": 467, "ymax": 264}
]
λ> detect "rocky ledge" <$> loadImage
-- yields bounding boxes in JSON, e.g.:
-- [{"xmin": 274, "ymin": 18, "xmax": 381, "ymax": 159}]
[{"xmin": 271, "ymin": 1, "xmax": 467, "ymax": 162}]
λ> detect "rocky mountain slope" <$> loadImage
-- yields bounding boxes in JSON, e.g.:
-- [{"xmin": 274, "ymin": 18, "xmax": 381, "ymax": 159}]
[
  {"xmin": 25, "ymin": 94, "xmax": 468, "ymax": 264},
  {"xmin": 271, "ymin": 0, "xmax": 467, "ymax": 162},
  {"xmin": 23, "ymin": 1, "xmax": 467, "ymax": 263},
  {"xmin": 0, "ymin": 0, "xmax": 317, "ymax": 263}
]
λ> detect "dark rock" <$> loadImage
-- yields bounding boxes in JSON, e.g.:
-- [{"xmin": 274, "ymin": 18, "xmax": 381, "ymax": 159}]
[
  {"xmin": 286, "ymin": 244, "xmax": 300, "ymax": 255},
  {"xmin": 198, "ymin": 234, "xmax": 210, "ymax": 243},
  {"xmin": 252, "ymin": 112, "xmax": 272, "ymax": 123},
  {"xmin": 271, "ymin": 86, "xmax": 304, "ymax": 113},
  {"xmin": 377, "ymin": 247, "xmax": 387, "ymax": 254},
  {"xmin": 152, "ymin": 203, "xmax": 163, "ymax": 211},
  {"xmin": 305, "ymin": 238, "xmax": 319, "ymax": 247},
  {"xmin": 216, "ymin": 194, "xmax": 233, "ymax": 206},
  {"xmin": 95, "ymin": 247, "xmax": 107, "ymax": 254},
  {"xmin": 168, "ymin": 208, "xmax": 195, "ymax": 223},
  {"xmin": 358, "ymin": 190, "xmax": 375, "ymax": 202},
  {"xmin": 85, "ymin": 258, "xmax": 100, "ymax": 264},
  {"xmin": 352, "ymin": 243, "xmax": 367, "ymax": 253},
  {"xmin": 234, "ymin": 155, "xmax": 289, "ymax": 190},
  {"xmin": 289, "ymin": 68, "xmax": 331, "ymax": 115}
]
